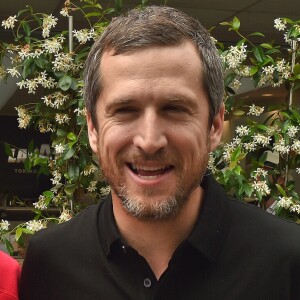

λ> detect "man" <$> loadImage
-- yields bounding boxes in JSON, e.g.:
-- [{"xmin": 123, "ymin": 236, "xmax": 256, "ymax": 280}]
[
  {"xmin": 0, "ymin": 250, "xmax": 21, "ymax": 300},
  {"xmin": 20, "ymin": 6, "xmax": 300, "ymax": 300}
]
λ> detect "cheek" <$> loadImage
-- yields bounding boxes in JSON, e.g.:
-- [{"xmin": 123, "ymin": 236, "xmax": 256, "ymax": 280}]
[{"xmin": 99, "ymin": 125, "xmax": 132, "ymax": 159}]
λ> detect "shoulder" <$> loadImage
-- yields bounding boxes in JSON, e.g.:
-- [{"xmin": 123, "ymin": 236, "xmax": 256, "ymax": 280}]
[
  {"xmin": 226, "ymin": 197, "xmax": 300, "ymax": 255},
  {"xmin": 0, "ymin": 251, "xmax": 20, "ymax": 300},
  {"xmin": 29, "ymin": 199, "xmax": 105, "ymax": 251}
]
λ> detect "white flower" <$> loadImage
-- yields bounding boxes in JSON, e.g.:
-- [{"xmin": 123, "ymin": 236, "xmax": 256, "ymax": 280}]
[
  {"xmin": 87, "ymin": 180, "xmax": 98, "ymax": 192},
  {"xmin": 273, "ymin": 138, "xmax": 290, "ymax": 155},
  {"xmin": 248, "ymin": 104, "xmax": 264, "ymax": 116},
  {"xmin": 38, "ymin": 120, "xmax": 54, "ymax": 133},
  {"xmin": 274, "ymin": 18, "xmax": 287, "ymax": 31},
  {"xmin": 229, "ymin": 78, "xmax": 241, "ymax": 92},
  {"xmin": 55, "ymin": 113, "xmax": 70, "ymax": 125},
  {"xmin": 290, "ymin": 204, "xmax": 300, "ymax": 214},
  {"xmin": 243, "ymin": 141, "xmax": 257, "ymax": 152},
  {"xmin": 74, "ymin": 108, "xmax": 86, "ymax": 116},
  {"xmin": 235, "ymin": 125, "xmax": 250, "ymax": 136},
  {"xmin": 222, "ymin": 43, "xmax": 247, "ymax": 69},
  {"xmin": 252, "ymin": 133, "xmax": 271, "ymax": 147},
  {"xmin": 15, "ymin": 106, "xmax": 31, "ymax": 129},
  {"xmin": 42, "ymin": 14, "xmax": 58, "ymax": 38},
  {"xmin": 252, "ymin": 168, "xmax": 268, "ymax": 179},
  {"xmin": 251, "ymin": 180, "xmax": 271, "ymax": 196},
  {"xmin": 33, "ymin": 195, "xmax": 48, "ymax": 210},
  {"xmin": 55, "ymin": 143, "xmax": 65, "ymax": 154},
  {"xmin": 7, "ymin": 67, "xmax": 21, "ymax": 78},
  {"xmin": 296, "ymin": 167, "xmax": 300, "ymax": 174},
  {"xmin": 50, "ymin": 170, "xmax": 62, "ymax": 185},
  {"xmin": 42, "ymin": 37, "xmax": 63, "ymax": 53},
  {"xmin": 73, "ymin": 29, "xmax": 95, "ymax": 44},
  {"xmin": 59, "ymin": 209, "xmax": 72, "ymax": 223},
  {"xmin": 262, "ymin": 65, "xmax": 275, "ymax": 76},
  {"xmin": 100, "ymin": 186, "xmax": 111, "ymax": 197},
  {"xmin": 1, "ymin": 15, "xmax": 17, "ymax": 29},
  {"xmin": 0, "ymin": 219, "xmax": 10, "ymax": 231},
  {"xmin": 287, "ymin": 126, "xmax": 299, "ymax": 138},
  {"xmin": 25, "ymin": 220, "xmax": 46, "ymax": 232},
  {"xmin": 83, "ymin": 164, "xmax": 98, "ymax": 176},
  {"xmin": 60, "ymin": 8, "xmax": 69, "ymax": 17},
  {"xmin": 291, "ymin": 140, "xmax": 300, "ymax": 154},
  {"xmin": 277, "ymin": 196, "xmax": 293, "ymax": 209}
]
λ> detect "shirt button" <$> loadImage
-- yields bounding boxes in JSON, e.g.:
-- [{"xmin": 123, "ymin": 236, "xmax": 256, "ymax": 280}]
[{"xmin": 144, "ymin": 278, "xmax": 152, "ymax": 288}]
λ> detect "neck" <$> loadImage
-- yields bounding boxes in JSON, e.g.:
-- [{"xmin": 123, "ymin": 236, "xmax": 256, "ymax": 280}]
[{"xmin": 112, "ymin": 187, "xmax": 203, "ymax": 279}]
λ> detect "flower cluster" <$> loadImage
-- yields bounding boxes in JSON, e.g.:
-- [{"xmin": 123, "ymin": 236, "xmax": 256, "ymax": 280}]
[
  {"xmin": 222, "ymin": 43, "xmax": 247, "ymax": 69},
  {"xmin": 25, "ymin": 220, "xmax": 46, "ymax": 232},
  {"xmin": 0, "ymin": 219, "xmax": 10, "ymax": 232}
]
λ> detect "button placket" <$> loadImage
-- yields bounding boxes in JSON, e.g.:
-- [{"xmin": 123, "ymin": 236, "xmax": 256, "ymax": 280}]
[{"xmin": 143, "ymin": 277, "xmax": 152, "ymax": 288}]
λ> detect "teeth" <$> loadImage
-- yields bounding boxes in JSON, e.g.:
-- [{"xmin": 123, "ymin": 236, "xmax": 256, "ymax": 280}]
[{"xmin": 131, "ymin": 164, "xmax": 168, "ymax": 171}]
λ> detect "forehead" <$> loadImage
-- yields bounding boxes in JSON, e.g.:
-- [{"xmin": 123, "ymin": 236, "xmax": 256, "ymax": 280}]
[
  {"xmin": 97, "ymin": 42, "xmax": 209, "ymax": 113},
  {"xmin": 100, "ymin": 41, "xmax": 203, "ymax": 85}
]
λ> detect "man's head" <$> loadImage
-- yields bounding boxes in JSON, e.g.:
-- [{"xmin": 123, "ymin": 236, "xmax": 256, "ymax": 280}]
[
  {"xmin": 84, "ymin": 5, "xmax": 224, "ymax": 129},
  {"xmin": 85, "ymin": 6, "xmax": 224, "ymax": 221}
]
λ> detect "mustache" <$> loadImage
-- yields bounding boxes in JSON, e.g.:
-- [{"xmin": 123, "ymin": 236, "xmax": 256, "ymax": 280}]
[{"xmin": 117, "ymin": 148, "xmax": 176, "ymax": 165}]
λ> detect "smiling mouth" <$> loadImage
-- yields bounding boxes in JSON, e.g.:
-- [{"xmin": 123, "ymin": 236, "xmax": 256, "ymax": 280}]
[{"xmin": 126, "ymin": 163, "xmax": 173, "ymax": 178}]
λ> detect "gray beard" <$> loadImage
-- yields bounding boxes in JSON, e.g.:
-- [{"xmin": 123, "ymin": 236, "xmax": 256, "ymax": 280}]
[{"xmin": 115, "ymin": 180, "xmax": 199, "ymax": 221}]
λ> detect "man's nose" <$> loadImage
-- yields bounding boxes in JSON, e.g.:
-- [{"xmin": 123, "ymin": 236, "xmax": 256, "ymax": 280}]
[{"xmin": 133, "ymin": 111, "xmax": 168, "ymax": 155}]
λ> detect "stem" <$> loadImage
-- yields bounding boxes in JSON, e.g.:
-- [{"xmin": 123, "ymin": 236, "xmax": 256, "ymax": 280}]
[{"xmin": 284, "ymin": 40, "xmax": 297, "ymax": 187}]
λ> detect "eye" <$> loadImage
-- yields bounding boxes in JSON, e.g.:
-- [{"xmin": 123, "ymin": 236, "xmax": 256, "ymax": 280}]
[
  {"xmin": 163, "ymin": 105, "xmax": 189, "ymax": 114},
  {"xmin": 114, "ymin": 106, "xmax": 139, "ymax": 114}
]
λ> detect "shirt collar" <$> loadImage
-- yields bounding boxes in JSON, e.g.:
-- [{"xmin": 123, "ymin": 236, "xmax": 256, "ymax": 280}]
[
  {"xmin": 187, "ymin": 174, "xmax": 231, "ymax": 262},
  {"xmin": 98, "ymin": 174, "xmax": 231, "ymax": 260},
  {"xmin": 98, "ymin": 193, "xmax": 123, "ymax": 257}
]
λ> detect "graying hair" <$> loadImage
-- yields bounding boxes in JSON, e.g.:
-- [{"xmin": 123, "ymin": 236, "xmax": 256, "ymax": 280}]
[{"xmin": 84, "ymin": 5, "xmax": 224, "ymax": 127}]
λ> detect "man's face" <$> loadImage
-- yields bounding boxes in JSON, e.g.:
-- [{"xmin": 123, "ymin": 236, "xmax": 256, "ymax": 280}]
[{"xmin": 87, "ymin": 41, "xmax": 224, "ymax": 220}]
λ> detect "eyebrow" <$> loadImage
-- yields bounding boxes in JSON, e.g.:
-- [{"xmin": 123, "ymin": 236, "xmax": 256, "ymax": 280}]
[
  {"xmin": 105, "ymin": 98, "xmax": 136, "ymax": 113},
  {"xmin": 166, "ymin": 95, "xmax": 199, "ymax": 111},
  {"xmin": 105, "ymin": 94, "xmax": 200, "ymax": 112}
]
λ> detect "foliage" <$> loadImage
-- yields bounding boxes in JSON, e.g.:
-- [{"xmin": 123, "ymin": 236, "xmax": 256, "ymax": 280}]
[
  {"xmin": 210, "ymin": 17, "xmax": 300, "ymax": 222},
  {"xmin": 0, "ymin": 2, "xmax": 300, "ymax": 253},
  {"xmin": 0, "ymin": 0, "xmax": 133, "ymax": 254}
]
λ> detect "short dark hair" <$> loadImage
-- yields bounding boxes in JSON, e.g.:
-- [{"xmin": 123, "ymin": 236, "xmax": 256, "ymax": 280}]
[{"xmin": 84, "ymin": 5, "xmax": 224, "ymax": 127}]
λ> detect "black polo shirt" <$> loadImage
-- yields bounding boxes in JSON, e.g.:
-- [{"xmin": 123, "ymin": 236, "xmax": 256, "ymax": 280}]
[{"xmin": 20, "ymin": 175, "xmax": 300, "ymax": 299}]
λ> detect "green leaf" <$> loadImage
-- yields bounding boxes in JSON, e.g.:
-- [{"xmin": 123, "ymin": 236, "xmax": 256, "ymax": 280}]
[
  {"xmin": 67, "ymin": 132, "xmax": 77, "ymax": 142},
  {"xmin": 15, "ymin": 228, "xmax": 23, "ymax": 242},
  {"xmin": 28, "ymin": 140, "xmax": 34, "ymax": 154},
  {"xmin": 250, "ymin": 66, "xmax": 258, "ymax": 76},
  {"xmin": 260, "ymin": 43, "xmax": 273, "ymax": 49},
  {"xmin": 253, "ymin": 46, "xmax": 265, "ymax": 63},
  {"xmin": 43, "ymin": 190, "xmax": 54, "ymax": 198},
  {"xmin": 85, "ymin": 12, "xmax": 102, "ymax": 18},
  {"xmin": 219, "ymin": 21, "xmax": 231, "ymax": 26},
  {"xmin": 248, "ymin": 32, "xmax": 265, "ymax": 37},
  {"xmin": 22, "ymin": 58, "xmax": 36, "ymax": 79},
  {"xmin": 58, "ymin": 75, "xmax": 73, "ymax": 91},
  {"xmin": 3, "ymin": 238, "xmax": 14, "ymax": 256},
  {"xmin": 22, "ymin": 21, "xmax": 31, "ymax": 36},
  {"xmin": 24, "ymin": 157, "xmax": 32, "ymax": 172},
  {"xmin": 56, "ymin": 129, "xmax": 68, "ymax": 137},
  {"xmin": 64, "ymin": 184, "xmax": 76, "ymax": 196},
  {"xmin": 232, "ymin": 109, "xmax": 245, "ymax": 116},
  {"xmin": 63, "ymin": 147, "xmax": 76, "ymax": 160},
  {"xmin": 68, "ymin": 163, "xmax": 80, "ymax": 180},
  {"xmin": 293, "ymin": 63, "xmax": 300, "ymax": 76},
  {"xmin": 4, "ymin": 143, "xmax": 13, "ymax": 157},
  {"xmin": 232, "ymin": 17, "xmax": 240, "ymax": 30},
  {"xmin": 276, "ymin": 184, "xmax": 286, "ymax": 197}
]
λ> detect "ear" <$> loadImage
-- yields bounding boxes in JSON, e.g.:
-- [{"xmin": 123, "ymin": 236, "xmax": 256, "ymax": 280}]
[
  {"xmin": 86, "ymin": 113, "xmax": 98, "ymax": 154},
  {"xmin": 209, "ymin": 103, "xmax": 224, "ymax": 152}
]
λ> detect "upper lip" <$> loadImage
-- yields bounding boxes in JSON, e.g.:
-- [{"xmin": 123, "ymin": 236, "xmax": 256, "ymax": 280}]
[{"xmin": 129, "ymin": 163, "xmax": 172, "ymax": 171}]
